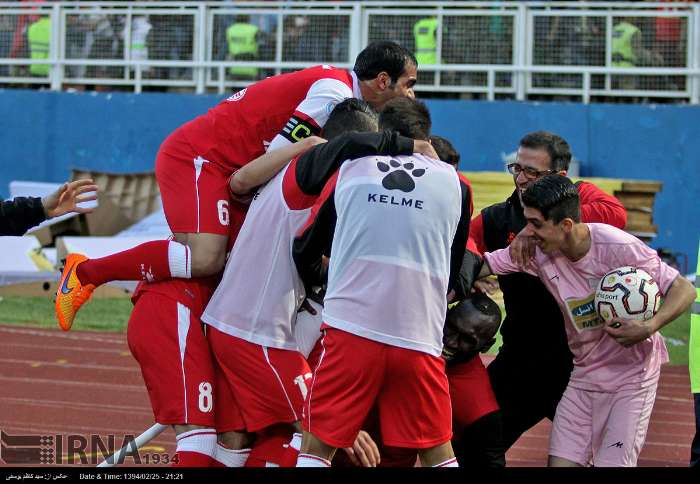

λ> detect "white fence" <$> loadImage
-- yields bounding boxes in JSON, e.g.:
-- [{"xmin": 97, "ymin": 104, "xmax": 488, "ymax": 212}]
[{"xmin": 1, "ymin": 1, "xmax": 699, "ymax": 103}]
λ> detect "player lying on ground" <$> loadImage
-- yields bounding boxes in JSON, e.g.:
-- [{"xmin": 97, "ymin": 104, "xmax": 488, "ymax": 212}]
[
  {"xmin": 473, "ymin": 174, "xmax": 695, "ymax": 467},
  {"xmin": 55, "ymin": 41, "xmax": 418, "ymax": 331}
]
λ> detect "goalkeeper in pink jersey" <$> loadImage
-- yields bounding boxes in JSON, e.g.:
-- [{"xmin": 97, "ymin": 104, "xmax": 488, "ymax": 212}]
[{"xmin": 473, "ymin": 175, "xmax": 695, "ymax": 467}]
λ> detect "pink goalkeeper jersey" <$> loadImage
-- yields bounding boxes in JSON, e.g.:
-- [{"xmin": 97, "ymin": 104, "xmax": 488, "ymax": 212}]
[{"xmin": 485, "ymin": 223, "xmax": 678, "ymax": 392}]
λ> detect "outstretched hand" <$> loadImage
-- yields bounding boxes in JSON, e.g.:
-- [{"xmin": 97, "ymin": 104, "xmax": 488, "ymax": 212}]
[{"xmin": 43, "ymin": 179, "xmax": 98, "ymax": 219}]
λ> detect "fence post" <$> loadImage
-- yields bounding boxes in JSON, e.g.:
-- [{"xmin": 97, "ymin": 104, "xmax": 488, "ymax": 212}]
[
  {"xmin": 692, "ymin": 4, "xmax": 700, "ymax": 104},
  {"xmin": 49, "ymin": 2, "xmax": 62, "ymax": 91},
  {"xmin": 195, "ymin": 3, "xmax": 207, "ymax": 94},
  {"xmin": 349, "ymin": 3, "xmax": 363, "ymax": 63},
  {"xmin": 515, "ymin": 2, "xmax": 527, "ymax": 101}
]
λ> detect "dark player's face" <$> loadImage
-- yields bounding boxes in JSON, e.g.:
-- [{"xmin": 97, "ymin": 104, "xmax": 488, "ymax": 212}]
[
  {"xmin": 443, "ymin": 310, "xmax": 498, "ymax": 359},
  {"xmin": 513, "ymin": 147, "xmax": 552, "ymax": 201},
  {"xmin": 523, "ymin": 206, "xmax": 566, "ymax": 254}
]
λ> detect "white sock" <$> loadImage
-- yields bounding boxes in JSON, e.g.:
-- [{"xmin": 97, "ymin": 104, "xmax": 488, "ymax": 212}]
[
  {"xmin": 168, "ymin": 241, "xmax": 191, "ymax": 278},
  {"xmin": 296, "ymin": 453, "xmax": 331, "ymax": 467},
  {"xmin": 213, "ymin": 444, "xmax": 251, "ymax": 467},
  {"xmin": 175, "ymin": 428, "xmax": 217, "ymax": 457},
  {"xmin": 287, "ymin": 433, "xmax": 302, "ymax": 452},
  {"xmin": 433, "ymin": 457, "xmax": 458, "ymax": 467}
]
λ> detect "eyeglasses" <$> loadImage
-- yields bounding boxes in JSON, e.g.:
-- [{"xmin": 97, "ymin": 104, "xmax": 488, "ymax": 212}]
[{"xmin": 507, "ymin": 162, "xmax": 555, "ymax": 179}]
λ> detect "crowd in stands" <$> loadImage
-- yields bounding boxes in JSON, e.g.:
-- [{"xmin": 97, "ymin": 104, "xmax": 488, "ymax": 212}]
[{"xmin": 0, "ymin": 0, "xmax": 696, "ymax": 100}]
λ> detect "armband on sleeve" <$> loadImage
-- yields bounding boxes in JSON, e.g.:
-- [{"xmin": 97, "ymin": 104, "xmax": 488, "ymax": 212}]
[{"xmin": 280, "ymin": 115, "xmax": 322, "ymax": 143}]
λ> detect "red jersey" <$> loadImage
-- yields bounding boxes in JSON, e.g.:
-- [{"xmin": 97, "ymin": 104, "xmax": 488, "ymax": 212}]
[{"xmin": 178, "ymin": 65, "xmax": 357, "ymax": 173}]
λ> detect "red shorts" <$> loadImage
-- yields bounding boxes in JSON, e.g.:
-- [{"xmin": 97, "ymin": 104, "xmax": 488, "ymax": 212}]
[
  {"xmin": 207, "ymin": 327, "xmax": 311, "ymax": 433},
  {"xmin": 304, "ymin": 327, "xmax": 452, "ymax": 449},
  {"xmin": 447, "ymin": 356, "xmax": 500, "ymax": 429},
  {"xmin": 127, "ymin": 292, "xmax": 216, "ymax": 427},
  {"xmin": 156, "ymin": 130, "xmax": 246, "ymax": 236}
]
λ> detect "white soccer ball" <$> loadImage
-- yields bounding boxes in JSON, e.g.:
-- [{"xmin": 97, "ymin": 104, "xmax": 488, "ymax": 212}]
[{"xmin": 595, "ymin": 266, "xmax": 660, "ymax": 323}]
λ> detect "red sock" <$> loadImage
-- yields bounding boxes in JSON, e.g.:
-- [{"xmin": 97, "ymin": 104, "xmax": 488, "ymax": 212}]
[
  {"xmin": 172, "ymin": 451, "xmax": 215, "ymax": 467},
  {"xmin": 246, "ymin": 427, "xmax": 299, "ymax": 467},
  {"xmin": 76, "ymin": 240, "xmax": 189, "ymax": 287}
]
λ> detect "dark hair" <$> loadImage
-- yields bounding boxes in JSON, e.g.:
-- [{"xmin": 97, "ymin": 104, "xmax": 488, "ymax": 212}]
[
  {"xmin": 519, "ymin": 131, "xmax": 572, "ymax": 172},
  {"xmin": 353, "ymin": 41, "xmax": 417, "ymax": 84},
  {"xmin": 521, "ymin": 174, "xmax": 581, "ymax": 223},
  {"xmin": 322, "ymin": 98, "xmax": 379, "ymax": 140},
  {"xmin": 430, "ymin": 135, "xmax": 460, "ymax": 167},
  {"xmin": 378, "ymin": 98, "xmax": 431, "ymax": 140},
  {"xmin": 447, "ymin": 293, "xmax": 502, "ymax": 327}
]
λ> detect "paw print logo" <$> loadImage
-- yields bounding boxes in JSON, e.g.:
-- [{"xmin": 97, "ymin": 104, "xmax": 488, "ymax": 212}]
[{"xmin": 377, "ymin": 160, "xmax": 426, "ymax": 193}]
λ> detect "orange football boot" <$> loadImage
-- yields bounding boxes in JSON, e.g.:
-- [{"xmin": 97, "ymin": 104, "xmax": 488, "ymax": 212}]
[{"xmin": 55, "ymin": 254, "xmax": 95, "ymax": 331}]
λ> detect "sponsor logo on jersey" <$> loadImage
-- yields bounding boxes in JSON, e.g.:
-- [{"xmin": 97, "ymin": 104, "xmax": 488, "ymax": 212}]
[
  {"xmin": 367, "ymin": 193, "xmax": 424, "ymax": 210},
  {"xmin": 566, "ymin": 294, "xmax": 602, "ymax": 332},
  {"xmin": 226, "ymin": 88, "xmax": 247, "ymax": 102}
]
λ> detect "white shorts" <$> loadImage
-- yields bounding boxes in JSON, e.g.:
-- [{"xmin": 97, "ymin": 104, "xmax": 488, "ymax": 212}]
[{"xmin": 549, "ymin": 379, "xmax": 659, "ymax": 467}]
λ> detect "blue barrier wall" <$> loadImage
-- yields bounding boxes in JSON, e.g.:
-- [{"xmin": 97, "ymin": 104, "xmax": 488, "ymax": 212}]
[{"xmin": 1, "ymin": 90, "xmax": 698, "ymax": 271}]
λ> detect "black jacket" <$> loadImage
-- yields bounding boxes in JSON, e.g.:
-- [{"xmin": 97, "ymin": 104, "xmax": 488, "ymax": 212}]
[{"xmin": 0, "ymin": 197, "xmax": 46, "ymax": 236}]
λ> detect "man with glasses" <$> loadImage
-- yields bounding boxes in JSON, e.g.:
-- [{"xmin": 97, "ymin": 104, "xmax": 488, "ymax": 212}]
[{"xmin": 469, "ymin": 131, "xmax": 627, "ymax": 457}]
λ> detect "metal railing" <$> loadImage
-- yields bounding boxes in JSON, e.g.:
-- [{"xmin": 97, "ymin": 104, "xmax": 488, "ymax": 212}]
[{"xmin": 0, "ymin": 1, "xmax": 698, "ymax": 103}]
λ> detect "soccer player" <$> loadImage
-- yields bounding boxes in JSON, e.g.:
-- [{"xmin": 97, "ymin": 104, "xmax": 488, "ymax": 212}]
[
  {"xmin": 0, "ymin": 179, "xmax": 97, "ymax": 236},
  {"xmin": 469, "ymin": 131, "xmax": 628, "ymax": 453},
  {"xmin": 201, "ymin": 98, "xmax": 437, "ymax": 467},
  {"xmin": 475, "ymin": 174, "xmax": 696, "ymax": 467},
  {"xmin": 55, "ymin": 41, "xmax": 418, "ymax": 331},
  {"xmin": 127, "ymin": 135, "xmax": 327, "ymax": 467},
  {"xmin": 292, "ymin": 98, "xmax": 471, "ymax": 468}
]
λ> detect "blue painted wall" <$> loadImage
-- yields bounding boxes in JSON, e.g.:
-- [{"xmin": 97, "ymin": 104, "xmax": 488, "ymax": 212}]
[{"xmin": 1, "ymin": 90, "xmax": 698, "ymax": 270}]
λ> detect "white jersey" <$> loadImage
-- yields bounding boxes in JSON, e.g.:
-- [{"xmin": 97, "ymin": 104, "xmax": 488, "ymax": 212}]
[
  {"xmin": 318, "ymin": 154, "xmax": 462, "ymax": 356},
  {"xmin": 202, "ymin": 164, "xmax": 311, "ymax": 350}
]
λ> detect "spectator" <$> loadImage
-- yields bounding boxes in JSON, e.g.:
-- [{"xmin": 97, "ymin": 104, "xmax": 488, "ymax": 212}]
[
  {"xmin": 0, "ymin": 13, "xmax": 15, "ymax": 76},
  {"xmin": 27, "ymin": 15, "xmax": 50, "ymax": 77},
  {"xmin": 226, "ymin": 15, "xmax": 260, "ymax": 80},
  {"xmin": 612, "ymin": 17, "xmax": 663, "ymax": 90}
]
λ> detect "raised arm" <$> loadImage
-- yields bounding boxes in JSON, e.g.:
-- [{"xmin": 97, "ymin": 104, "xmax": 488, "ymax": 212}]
[
  {"xmin": 229, "ymin": 135, "xmax": 326, "ymax": 196},
  {"xmin": 295, "ymin": 130, "xmax": 418, "ymax": 195}
]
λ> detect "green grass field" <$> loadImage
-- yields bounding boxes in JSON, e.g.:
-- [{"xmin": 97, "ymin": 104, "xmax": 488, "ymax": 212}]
[{"xmin": 0, "ymin": 295, "xmax": 691, "ymax": 365}]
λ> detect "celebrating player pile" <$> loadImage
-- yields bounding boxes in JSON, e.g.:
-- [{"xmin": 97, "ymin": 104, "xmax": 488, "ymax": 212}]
[{"xmin": 54, "ymin": 39, "xmax": 695, "ymax": 468}]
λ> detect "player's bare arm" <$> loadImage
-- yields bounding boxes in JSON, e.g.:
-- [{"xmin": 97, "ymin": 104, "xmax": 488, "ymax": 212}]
[
  {"xmin": 229, "ymin": 136, "xmax": 327, "ymax": 196},
  {"xmin": 605, "ymin": 274, "xmax": 695, "ymax": 347}
]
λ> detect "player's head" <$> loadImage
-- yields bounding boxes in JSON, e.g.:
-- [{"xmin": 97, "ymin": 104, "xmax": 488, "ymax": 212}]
[
  {"xmin": 353, "ymin": 41, "xmax": 418, "ymax": 110},
  {"xmin": 322, "ymin": 98, "xmax": 379, "ymax": 140},
  {"xmin": 442, "ymin": 294, "xmax": 502, "ymax": 362},
  {"xmin": 509, "ymin": 131, "xmax": 571, "ymax": 202},
  {"xmin": 430, "ymin": 135, "xmax": 460, "ymax": 169},
  {"xmin": 521, "ymin": 174, "xmax": 581, "ymax": 254},
  {"xmin": 378, "ymin": 98, "xmax": 431, "ymax": 141}
]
